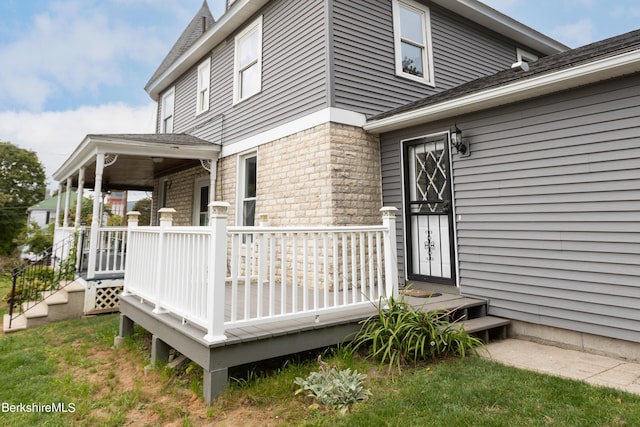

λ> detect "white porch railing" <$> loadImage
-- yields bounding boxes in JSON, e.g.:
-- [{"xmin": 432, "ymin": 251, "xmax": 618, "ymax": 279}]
[{"xmin": 123, "ymin": 204, "xmax": 398, "ymax": 343}]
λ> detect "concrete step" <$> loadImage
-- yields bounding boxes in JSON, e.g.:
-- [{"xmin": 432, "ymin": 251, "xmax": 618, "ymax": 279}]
[
  {"xmin": 2, "ymin": 313, "xmax": 27, "ymax": 333},
  {"xmin": 5, "ymin": 280, "xmax": 87, "ymax": 332}
]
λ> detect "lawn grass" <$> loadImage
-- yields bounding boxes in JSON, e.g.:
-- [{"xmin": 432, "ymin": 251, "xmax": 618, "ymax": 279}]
[
  {"xmin": 0, "ymin": 273, "xmax": 12, "ymax": 317},
  {"xmin": 1, "ymin": 313, "xmax": 639, "ymax": 426}
]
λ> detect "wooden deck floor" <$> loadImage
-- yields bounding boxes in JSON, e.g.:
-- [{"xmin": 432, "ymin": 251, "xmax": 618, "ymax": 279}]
[{"xmin": 118, "ymin": 288, "xmax": 483, "ymax": 404}]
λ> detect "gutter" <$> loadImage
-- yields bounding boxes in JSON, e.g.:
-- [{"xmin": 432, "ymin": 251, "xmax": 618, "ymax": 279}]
[{"xmin": 364, "ymin": 49, "xmax": 640, "ymax": 134}]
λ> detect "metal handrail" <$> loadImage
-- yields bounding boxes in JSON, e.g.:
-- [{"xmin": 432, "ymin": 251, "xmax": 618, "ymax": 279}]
[{"xmin": 7, "ymin": 232, "xmax": 78, "ymax": 328}]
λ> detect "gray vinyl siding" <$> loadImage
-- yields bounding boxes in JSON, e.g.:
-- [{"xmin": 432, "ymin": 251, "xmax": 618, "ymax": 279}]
[
  {"xmin": 162, "ymin": 0, "xmax": 328, "ymax": 147},
  {"xmin": 332, "ymin": 0, "xmax": 528, "ymax": 117},
  {"xmin": 380, "ymin": 73, "xmax": 640, "ymax": 343}
]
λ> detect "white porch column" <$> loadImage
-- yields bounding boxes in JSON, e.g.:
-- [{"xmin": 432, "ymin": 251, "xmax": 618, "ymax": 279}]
[
  {"xmin": 381, "ymin": 206, "xmax": 399, "ymax": 299},
  {"xmin": 74, "ymin": 167, "xmax": 85, "ymax": 228},
  {"xmin": 204, "ymin": 201, "xmax": 230, "ymax": 343},
  {"xmin": 87, "ymin": 153, "xmax": 105, "ymax": 279},
  {"xmin": 54, "ymin": 182, "xmax": 63, "ymax": 227},
  {"xmin": 63, "ymin": 177, "xmax": 72, "ymax": 227}
]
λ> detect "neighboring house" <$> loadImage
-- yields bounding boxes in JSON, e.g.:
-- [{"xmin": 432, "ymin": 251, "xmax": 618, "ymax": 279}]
[
  {"xmin": 27, "ymin": 191, "xmax": 77, "ymax": 228},
  {"xmin": 366, "ymin": 29, "xmax": 640, "ymax": 352},
  {"xmin": 49, "ymin": 0, "xmax": 640, "ymax": 386}
]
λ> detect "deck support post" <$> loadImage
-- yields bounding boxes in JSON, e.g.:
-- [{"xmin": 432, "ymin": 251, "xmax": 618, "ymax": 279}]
[
  {"xmin": 203, "ymin": 201, "xmax": 230, "ymax": 343},
  {"xmin": 203, "ymin": 367, "xmax": 228, "ymax": 405},
  {"xmin": 114, "ymin": 314, "xmax": 134, "ymax": 347},
  {"xmin": 380, "ymin": 206, "xmax": 399, "ymax": 299},
  {"xmin": 151, "ymin": 335, "xmax": 171, "ymax": 366}
]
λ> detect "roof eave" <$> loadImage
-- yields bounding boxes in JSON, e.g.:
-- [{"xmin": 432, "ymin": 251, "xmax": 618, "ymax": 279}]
[
  {"xmin": 430, "ymin": 0, "xmax": 569, "ymax": 54},
  {"xmin": 53, "ymin": 135, "xmax": 221, "ymax": 182},
  {"xmin": 145, "ymin": 0, "xmax": 270, "ymax": 101},
  {"xmin": 364, "ymin": 49, "xmax": 640, "ymax": 134}
]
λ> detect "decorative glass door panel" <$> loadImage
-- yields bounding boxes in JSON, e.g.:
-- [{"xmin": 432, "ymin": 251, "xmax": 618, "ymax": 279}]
[{"xmin": 405, "ymin": 136, "xmax": 455, "ymax": 283}]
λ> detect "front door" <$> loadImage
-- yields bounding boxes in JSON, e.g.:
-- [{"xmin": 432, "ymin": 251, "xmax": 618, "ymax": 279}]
[{"xmin": 404, "ymin": 134, "xmax": 455, "ymax": 284}]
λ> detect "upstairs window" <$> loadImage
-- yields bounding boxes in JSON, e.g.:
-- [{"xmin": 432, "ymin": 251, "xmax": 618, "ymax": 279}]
[
  {"xmin": 233, "ymin": 16, "xmax": 262, "ymax": 103},
  {"xmin": 196, "ymin": 59, "xmax": 210, "ymax": 115},
  {"xmin": 160, "ymin": 87, "xmax": 175, "ymax": 133},
  {"xmin": 392, "ymin": 0, "xmax": 434, "ymax": 86}
]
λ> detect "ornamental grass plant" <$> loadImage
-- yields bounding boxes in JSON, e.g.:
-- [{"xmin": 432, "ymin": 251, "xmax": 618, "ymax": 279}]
[{"xmin": 347, "ymin": 295, "xmax": 484, "ymax": 372}]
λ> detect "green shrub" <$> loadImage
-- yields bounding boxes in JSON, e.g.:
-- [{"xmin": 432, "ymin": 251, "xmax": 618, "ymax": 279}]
[
  {"xmin": 347, "ymin": 296, "xmax": 484, "ymax": 372},
  {"xmin": 294, "ymin": 358, "xmax": 371, "ymax": 413}
]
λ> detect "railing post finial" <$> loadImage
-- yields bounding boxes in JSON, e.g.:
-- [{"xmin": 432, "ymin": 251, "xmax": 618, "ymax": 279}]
[
  {"xmin": 127, "ymin": 211, "xmax": 141, "ymax": 227},
  {"xmin": 158, "ymin": 207, "xmax": 176, "ymax": 228}
]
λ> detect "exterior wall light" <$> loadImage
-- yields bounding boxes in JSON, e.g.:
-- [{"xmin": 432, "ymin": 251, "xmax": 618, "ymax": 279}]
[{"xmin": 450, "ymin": 125, "xmax": 470, "ymax": 157}]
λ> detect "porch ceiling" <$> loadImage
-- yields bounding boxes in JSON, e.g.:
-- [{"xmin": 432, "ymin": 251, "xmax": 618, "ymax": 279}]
[{"xmin": 53, "ymin": 133, "xmax": 221, "ymax": 191}]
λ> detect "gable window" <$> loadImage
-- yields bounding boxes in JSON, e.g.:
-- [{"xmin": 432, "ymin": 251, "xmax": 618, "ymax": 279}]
[
  {"xmin": 233, "ymin": 16, "xmax": 262, "ymax": 103},
  {"xmin": 237, "ymin": 153, "xmax": 257, "ymax": 226},
  {"xmin": 160, "ymin": 87, "xmax": 175, "ymax": 133},
  {"xmin": 392, "ymin": 0, "xmax": 434, "ymax": 86},
  {"xmin": 196, "ymin": 59, "xmax": 210, "ymax": 115}
]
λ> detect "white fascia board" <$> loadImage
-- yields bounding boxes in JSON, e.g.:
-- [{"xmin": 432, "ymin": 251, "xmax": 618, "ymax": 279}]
[
  {"xmin": 364, "ymin": 49, "xmax": 640, "ymax": 134},
  {"xmin": 146, "ymin": 0, "xmax": 270, "ymax": 100},
  {"xmin": 430, "ymin": 0, "xmax": 568, "ymax": 55},
  {"xmin": 221, "ymin": 107, "xmax": 367, "ymax": 157}
]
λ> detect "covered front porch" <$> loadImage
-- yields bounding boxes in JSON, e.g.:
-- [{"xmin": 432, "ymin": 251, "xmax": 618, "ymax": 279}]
[{"xmin": 52, "ymin": 133, "xmax": 221, "ymax": 282}]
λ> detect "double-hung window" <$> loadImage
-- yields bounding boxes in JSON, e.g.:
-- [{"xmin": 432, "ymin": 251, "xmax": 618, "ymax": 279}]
[
  {"xmin": 233, "ymin": 16, "xmax": 262, "ymax": 103},
  {"xmin": 238, "ymin": 154, "xmax": 257, "ymax": 226},
  {"xmin": 160, "ymin": 87, "xmax": 175, "ymax": 133},
  {"xmin": 392, "ymin": 0, "xmax": 434, "ymax": 85},
  {"xmin": 196, "ymin": 59, "xmax": 210, "ymax": 115}
]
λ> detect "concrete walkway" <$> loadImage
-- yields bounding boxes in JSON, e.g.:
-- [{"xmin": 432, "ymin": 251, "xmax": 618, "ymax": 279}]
[{"xmin": 480, "ymin": 339, "xmax": 640, "ymax": 395}]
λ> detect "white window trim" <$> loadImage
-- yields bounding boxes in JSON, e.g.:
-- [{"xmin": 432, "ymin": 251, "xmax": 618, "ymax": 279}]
[
  {"xmin": 233, "ymin": 16, "xmax": 263, "ymax": 104},
  {"xmin": 236, "ymin": 151, "xmax": 257, "ymax": 226},
  {"xmin": 193, "ymin": 176, "xmax": 210, "ymax": 226},
  {"xmin": 160, "ymin": 86, "xmax": 175, "ymax": 133},
  {"xmin": 392, "ymin": 0, "xmax": 435, "ymax": 86},
  {"xmin": 196, "ymin": 59, "xmax": 211, "ymax": 115}
]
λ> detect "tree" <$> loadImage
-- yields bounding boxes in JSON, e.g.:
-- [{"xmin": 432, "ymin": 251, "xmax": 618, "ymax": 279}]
[
  {"xmin": 0, "ymin": 141, "xmax": 46, "ymax": 255},
  {"xmin": 132, "ymin": 197, "xmax": 152, "ymax": 226}
]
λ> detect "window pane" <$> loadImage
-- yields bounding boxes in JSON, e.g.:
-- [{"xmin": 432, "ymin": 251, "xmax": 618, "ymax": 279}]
[
  {"xmin": 240, "ymin": 63, "xmax": 260, "ymax": 99},
  {"xmin": 244, "ymin": 156, "xmax": 257, "ymax": 198},
  {"xmin": 163, "ymin": 116, "xmax": 173, "ymax": 133},
  {"xmin": 401, "ymin": 42, "xmax": 424, "ymax": 77},
  {"xmin": 400, "ymin": 5, "xmax": 423, "ymax": 43},
  {"xmin": 238, "ymin": 30, "xmax": 259, "ymax": 69},
  {"xmin": 243, "ymin": 200, "xmax": 255, "ymax": 226}
]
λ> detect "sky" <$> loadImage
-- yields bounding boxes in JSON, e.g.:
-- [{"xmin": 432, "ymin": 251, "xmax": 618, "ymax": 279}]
[{"xmin": 0, "ymin": 0, "xmax": 638, "ymax": 191}]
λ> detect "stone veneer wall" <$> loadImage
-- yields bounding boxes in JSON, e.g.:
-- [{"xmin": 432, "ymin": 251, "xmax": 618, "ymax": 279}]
[
  {"xmin": 257, "ymin": 122, "xmax": 382, "ymax": 226},
  {"xmin": 151, "ymin": 166, "xmax": 210, "ymax": 226},
  {"xmin": 152, "ymin": 122, "xmax": 382, "ymax": 227}
]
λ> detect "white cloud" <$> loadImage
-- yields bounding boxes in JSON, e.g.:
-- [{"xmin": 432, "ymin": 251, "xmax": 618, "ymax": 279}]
[
  {"xmin": 0, "ymin": 1, "xmax": 167, "ymax": 111},
  {"xmin": 551, "ymin": 18, "xmax": 595, "ymax": 47},
  {"xmin": 0, "ymin": 103, "xmax": 156, "ymax": 187}
]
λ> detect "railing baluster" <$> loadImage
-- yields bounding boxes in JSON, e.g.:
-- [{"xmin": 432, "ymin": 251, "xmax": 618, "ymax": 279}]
[
  {"xmin": 323, "ymin": 233, "xmax": 329, "ymax": 309},
  {"xmin": 332, "ymin": 233, "xmax": 338, "ymax": 308},
  {"xmin": 269, "ymin": 233, "xmax": 276, "ymax": 317},
  {"xmin": 280, "ymin": 234, "xmax": 287, "ymax": 315},
  {"xmin": 231, "ymin": 233, "xmax": 239, "ymax": 322},
  {"xmin": 303, "ymin": 233, "xmax": 309, "ymax": 311},
  {"xmin": 368, "ymin": 232, "xmax": 375, "ymax": 301},
  {"xmin": 292, "ymin": 234, "xmax": 298, "ymax": 313},
  {"xmin": 313, "ymin": 233, "xmax": 319, "ymax": 310}
]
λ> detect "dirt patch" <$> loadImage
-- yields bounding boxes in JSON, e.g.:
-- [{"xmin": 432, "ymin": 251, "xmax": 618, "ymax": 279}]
[{"xmin": 61, "ymin": 343, "xmax": 295, "ymax": 426}]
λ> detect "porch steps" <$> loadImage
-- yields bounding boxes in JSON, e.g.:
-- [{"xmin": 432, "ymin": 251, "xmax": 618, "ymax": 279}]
[
  {"xmin": 2, "ymin": 280, "xmax": 86, "ymax": 334},
  {"xmin": 405, "ymin": 293, "xmax": 510, "ymax": 344}
]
